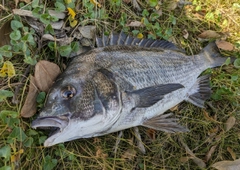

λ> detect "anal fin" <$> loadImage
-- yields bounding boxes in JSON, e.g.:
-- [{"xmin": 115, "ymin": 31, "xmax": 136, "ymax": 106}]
[
  {"xmin": 142, "ymin": 113, "xmax": 189, "ymax": 133},
  {"xmin": 187, "ymin": 75, "xmax": 211, "ymax": 108}
]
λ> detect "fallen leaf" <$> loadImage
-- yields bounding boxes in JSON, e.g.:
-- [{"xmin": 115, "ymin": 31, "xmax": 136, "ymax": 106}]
[
  {"xmin": 0, "ymin": 20, "xmax": 11, "ymax": 47},
  {"xmin": 20, "ymin": 75, "xmax": 38, "ymax": 118},
  {"xmin": 167, "ymin": 0, "xmax": 178, "ymax": 10},
  {"xmin": 205, "ymin": 145, "xmax": 217, "ymax": 162},
  {"xmin": 211, "ymin": 158, "xmax": 240, "ymax": 170},
  {"xmin": 225, "ymin": 116, "xmax": 236, "ymax": 132},
  {"xmin": 123, "ymin": 0, "xmax": 131, "ymax": 4},
  {"xmin": 179, "ymin": 137, "xmax": 206, "ymax": 168},
  {"xmin": 126, "ymin": 21, "xmax": 143, "ymax": 27},
  {"xmin": 131, "ymin": 0, "xmax": 141, "ymax": 11},
  {"xmin": 121, "ymin": 149, "xmax": 136, "ymax": 160},
  {"xmin": 227, "ymin": 147, "xmax": 236, "ymax": 160},
  {"xmin": 51, "ymin": 20, "xmax": 64, "ymax": 30},
  {"xmin": 78, "ymin": 26, "xmax": 96, "ymax": 39},
  {"xmin": 96, "ymin": 147, "xmax": 108, "ymax": 158},
  {"xmin": 34, "ymin": 60, "xmax": 61, "ymax": 92},
  {"xmin": 12, "ymin": 9, "xmax": 34, "ymax": 18},
  {"xmin": 20, "ymin": 0, "xmax": 31, "ymax": 3},
  {"xmin": 48, "ymin": 10, "xmax": 66, "ymax": 19},
  {"xmin": 146, "ymin": 129, "xmax": 156, "ymax": 140},
  {"xmin": 180, "ymin": 156, "xmax": 190, "ymax": 163},
  {"xmin": 203, "ymin": 110, "xmax": 219, "ymax": 123},
  {"xmin": 182, "ymin": 29, "xmax": 189, "ymax": 39},
  {"xmin": 0, "ymin": 61, "xmax": 15, "ymax": 78},
  {"xmin": 216, "ymin": 40, "xmax": 234, "ymax": 51},
  {"xmin": 198, "ymin": 30, "xmax": 221, "ymax": 39}
]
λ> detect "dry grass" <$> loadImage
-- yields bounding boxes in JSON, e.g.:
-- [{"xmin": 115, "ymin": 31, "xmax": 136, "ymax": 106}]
[{"xmin": 0, "ymin": 0, "xmax": 239, "ymax": 169}]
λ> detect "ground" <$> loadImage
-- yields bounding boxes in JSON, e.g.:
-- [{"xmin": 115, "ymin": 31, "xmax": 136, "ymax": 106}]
[{"xmin": 0, "ymin": 0, "xmax": 240, "ymax": 169}]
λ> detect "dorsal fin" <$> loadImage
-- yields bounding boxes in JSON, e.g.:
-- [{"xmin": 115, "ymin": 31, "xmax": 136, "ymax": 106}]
[{"xmin": 96, "ymin": 31, "xmax": 184, "ymax": 52}]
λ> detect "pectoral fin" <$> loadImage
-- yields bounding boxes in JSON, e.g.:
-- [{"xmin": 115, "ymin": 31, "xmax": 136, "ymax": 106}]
[
  {"xmin": 142, "ymin": 113, "xmax": 189, "ymax": 133},
  {"xmin": 128, "ymin": 83, "xmax": 184, "ymax": 108}
]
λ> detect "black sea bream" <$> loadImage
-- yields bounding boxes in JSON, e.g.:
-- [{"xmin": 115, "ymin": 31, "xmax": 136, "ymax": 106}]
[{"xmin": 32, "ymin": 32, "xmax": 231, "ymax": 147}]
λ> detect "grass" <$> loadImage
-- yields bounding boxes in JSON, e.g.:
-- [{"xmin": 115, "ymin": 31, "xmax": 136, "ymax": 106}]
[{"xmin": 0, "ymin": 0, "xmax": 240, "ymax": 169}]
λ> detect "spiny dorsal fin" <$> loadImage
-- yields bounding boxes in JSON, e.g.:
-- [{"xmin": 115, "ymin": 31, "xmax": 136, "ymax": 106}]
[
  {"xmin": 143, "ymin": 113, "xmax": 189, "ymax": 133},
  {"xmin": 96, "ymin": 31, "xmax": 185, "ymax": 52},
  {"xmin": 186, "ymin": 75, "xmax": 211, "ymax": 108}
]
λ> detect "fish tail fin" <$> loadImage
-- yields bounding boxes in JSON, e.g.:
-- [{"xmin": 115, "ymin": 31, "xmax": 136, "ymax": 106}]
[
  {"xmin": 202, "ymin": 42, "xmax": 235, "ymax": 67},
  {"xmin": 186, "ymin": 75, "xmax": 211, "ymax": 108}
]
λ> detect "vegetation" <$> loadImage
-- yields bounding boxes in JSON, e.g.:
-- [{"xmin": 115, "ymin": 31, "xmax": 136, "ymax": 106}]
[{"xmin": 0, "ymin": 0, "xmax": 239, "ymax": 169}]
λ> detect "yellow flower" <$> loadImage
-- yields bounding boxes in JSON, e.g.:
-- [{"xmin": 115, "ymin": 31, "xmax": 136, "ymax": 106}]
[
  {"xmin": 137, "ymin": 33, "xmax": 144, "ymax": 39},
  {"xmin": 65, "ymin": 0, "xmax": 72, "ymax": 4},
  {"xmin": 67, "ymin": 7, "xmax": 76, "ymax": 19},
  {"xmin": 90, "ymin": 0, "xmax": 102, "ymax": 8},
  {"xmin": 0, "ymin": 61, "xmax": 16, "ymax": 78}
]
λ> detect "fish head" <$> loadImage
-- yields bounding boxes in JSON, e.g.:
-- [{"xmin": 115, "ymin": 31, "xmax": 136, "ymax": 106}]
[{"xmin": 32, "ymin": 69, "xmax": 121, "ymax": 147}]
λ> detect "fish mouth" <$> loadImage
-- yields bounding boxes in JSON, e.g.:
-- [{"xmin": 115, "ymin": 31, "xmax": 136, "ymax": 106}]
[{"xmin": 31, "ymin": 115, "xmax": 69, "ymax": 137}]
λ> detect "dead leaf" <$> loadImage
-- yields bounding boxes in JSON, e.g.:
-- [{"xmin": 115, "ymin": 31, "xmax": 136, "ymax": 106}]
[
  {"xmin": 205, "ymin": 145, "xmax": 217, "ymax": 162},
  {"xmin": 146, "ymin": 129, "xmax": 156, "ymax": 140},
  {"xmin": 20, "ymin": 0, "xmax": 31, "ymax": 3},
  {"xmin": 134, "ymin": 127, "xmax": 146, "ymax": 154},
  {"xmin": 179, "ymin": 137, "xmax": 206, "ymax": 168},
  {"xmin": 211, "ymin": 159, "xmax": 240, "ymax": 170},
  {"xmin": 121, "ymin": 149, "xmax": 136, "ymax": 160},
  {"xmin": 216, "ymin": 40, "xmax": 234, "ymax": 51},
  {"xmin": 48, "ymin": 10, "xmax": 66, "ymax": 19},
  {"xmin": 34, "ymin": 60, "xmax": 61, "ymax": 92},
  {"xmin": 123, "ymin": 0, "xmax": 131, "ymax": 4},
  {"xmin": 96, "ymin": 147, "xmax": 108, "ymax": 158},
  {"xmin": 51, "ymin": 20, "xmax": 64, "ymax": 30},
  {"xmin": 78, "ymin": 26, "xmax": 96, "ymax": 39},
  {"xmin": 182, "ymin": 29, "xmax": 189, "ymax": 39},
  {"xmin": 0, "ymin": 20, "xmax": 11, "ymax": 47},
  {"xmin": 167, "ymin": 0, "xmax": 178, "ymax": 10},
  {"xmin": 21, "ymin": 75, "xmax": 39, "ymax": 118},
  {"xmin": 126, "ymin": 21, "xmax": 143, "ymax": 27},
  {"xmin": 180, "ymin": 156, "xmax": 190, "ymax": 163},
  {"xmin": 225, "ymin": 116, "xmax": 236, "ymax": 132},
  {"xmin": 198, "ymin": 30, "xmax": 221, "ymax": 39},
  {"xmin": 227, "ymin": 147, "xmax": 236, "ymax": 160},
  {"xmin": 131, "ymin": 0, "xmax": 142, "ymax": 11},
  {"xmin": 12, "ymin": 9, "xmax": 34, "ymax": 18},
  {"xmin": 203, "ymin": 110, "xmax": 219, "ymax": 123}
]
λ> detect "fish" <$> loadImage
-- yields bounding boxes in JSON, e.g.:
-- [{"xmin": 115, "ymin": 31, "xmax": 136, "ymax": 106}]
[{"xmin": 32, "ymin": 31, "xmax": 232, "ymax": 147}]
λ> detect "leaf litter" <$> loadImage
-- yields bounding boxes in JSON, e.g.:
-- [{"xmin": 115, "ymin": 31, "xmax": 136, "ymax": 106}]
[{"xmin": 212, "ymin": 159, "xmax": 240, "ymax": 170}]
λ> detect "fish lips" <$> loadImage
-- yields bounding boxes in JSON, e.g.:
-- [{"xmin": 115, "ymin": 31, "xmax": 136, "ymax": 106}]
[{"xmin": 31, "ymin": 115, "xmax": 69, "ymax": 136}]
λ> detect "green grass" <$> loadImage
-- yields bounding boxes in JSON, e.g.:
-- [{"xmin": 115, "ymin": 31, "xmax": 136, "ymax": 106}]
[{"xmin": 0, "ymin": 0, "xmax": 240, "ymax": 169}]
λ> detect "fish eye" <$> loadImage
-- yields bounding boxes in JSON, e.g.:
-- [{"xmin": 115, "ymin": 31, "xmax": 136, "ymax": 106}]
[{"xmin": 61, "ymin": 86, "xmax": 76, "ymax": 99}]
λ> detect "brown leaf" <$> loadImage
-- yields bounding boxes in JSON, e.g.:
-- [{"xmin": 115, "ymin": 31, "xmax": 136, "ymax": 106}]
[
  {"xmin": 182, "ymin": 29, "xmax": 189, "ymax": 39},
  {"xmin": 146, "ymin": 129, "xmax": 156, "ymax": 140},
  {"xmin": 123, "ymin": 0, "xmax": 131, "ymax": 4},
  {"xmin": 225, "ymin": 116, "xmax": 236, "ymax": 132},
  {"xmin": 227, "ymin": 147, "xmax": 236, "ymax": 160},
  {"xmin": 211, "ymin": 159, "xmax": 240, "ymax": 170},
  {"xmin": 216, "ymin": 40, "xmax": 234, "ymax": 51},
  {"xmin": 205, "ymin": 145, "xmax": 217, "ymax": 162},
  {"xmin": 167, "ymin": 0, "xmax": 178, "ymax": 10},
  {"xmin": 0, "ymin": 20, "xmax": 11, "ymax": 47},
  {"xmin": 121, "ymin": 149, "xmax": 136, "ymax": 160},
  {"xmin": 198, "ymin": 30, "xmax": 221, "ymax": 39},
  {"xmin": 20, "ymin": 0, "xmax": 31, "ymax": 3},
  {"xmin": 20, "ymin": 75, "xmax": 38, "ymax": 118},
  {"xmin": 179, "ymin": 137, "xmax": 206, "ymax": 168},
  {"xmin": 126, "ymin": 21, "xmax": 143, "ymax": 27},
  {"xmin": 78, "ymin": 26, "xmax": 96, "ymax": 39},
  {"xmin": 34, "ymin": 60, "xmax": 61, "ymax": 92}
]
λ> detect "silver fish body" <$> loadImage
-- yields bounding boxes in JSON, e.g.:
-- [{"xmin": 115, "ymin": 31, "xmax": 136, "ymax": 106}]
[{"xmin": 32, "ymin": 32, "xmax": 230, "ymax": 147}]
